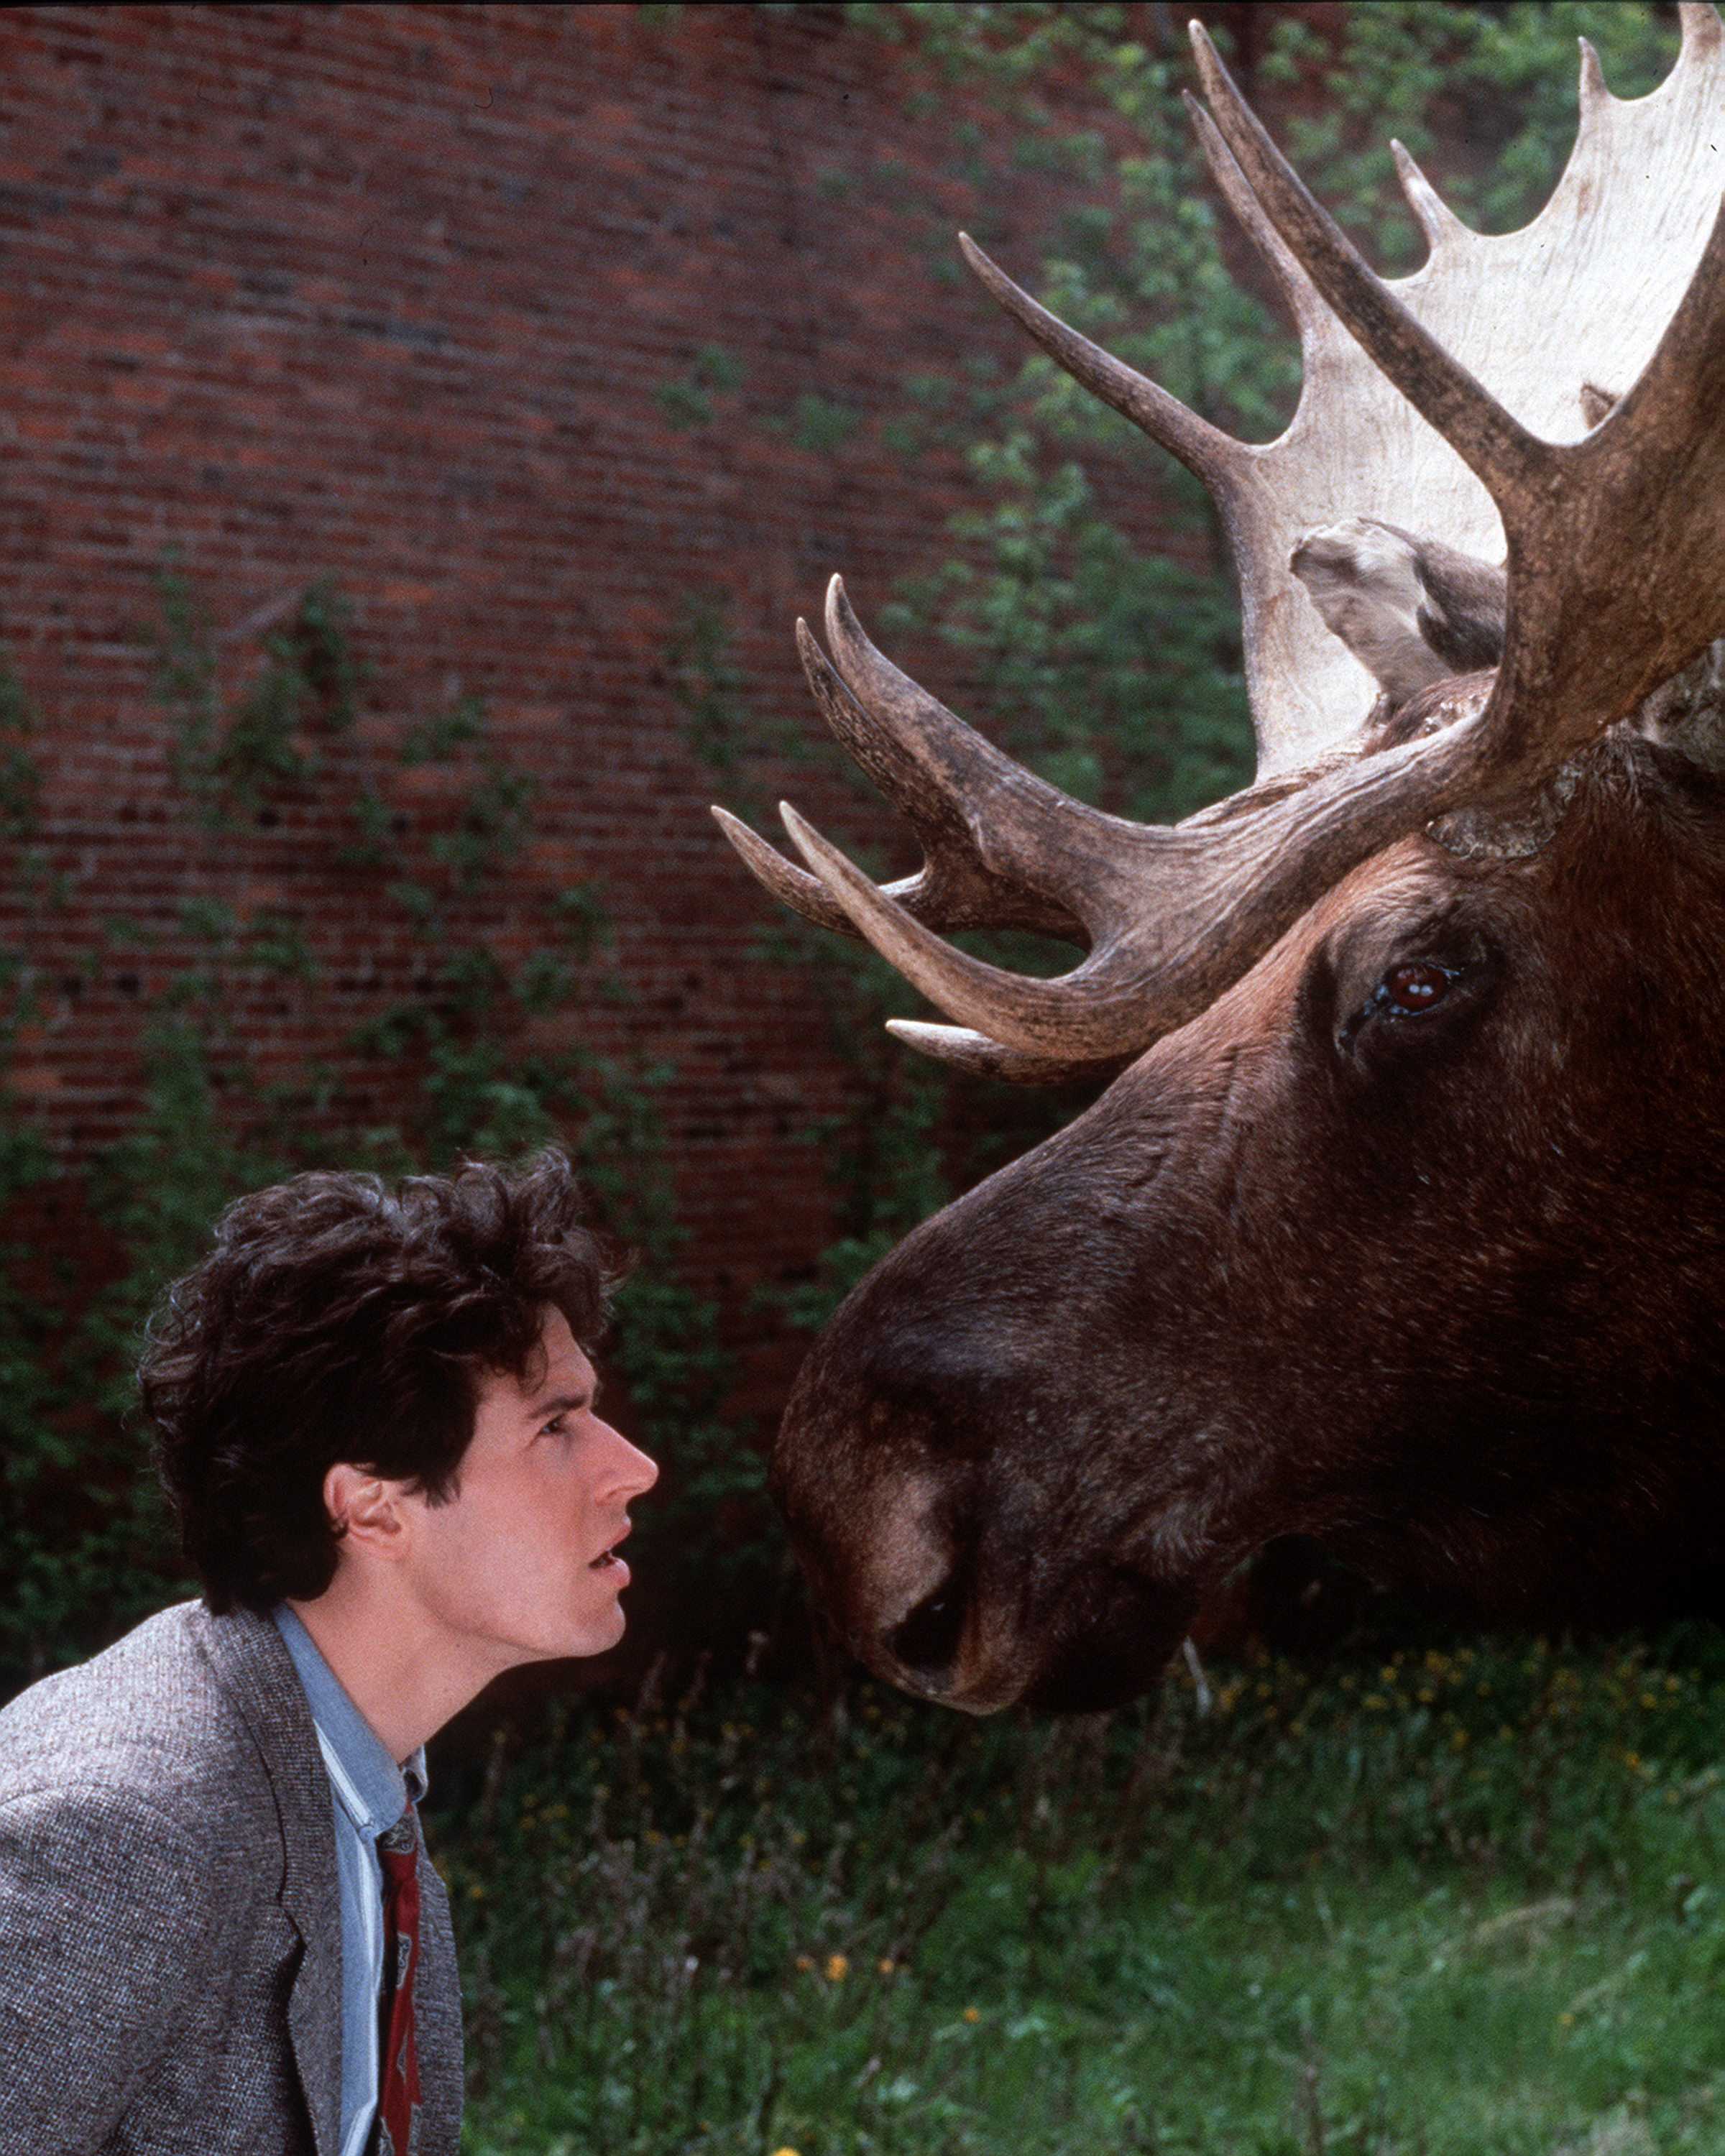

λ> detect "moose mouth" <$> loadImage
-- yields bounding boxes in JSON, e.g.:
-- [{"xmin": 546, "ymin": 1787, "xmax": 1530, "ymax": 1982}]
[{"xmin": 1021, "ymin": 1577, "xmax": 1197, "ymax": 1714}]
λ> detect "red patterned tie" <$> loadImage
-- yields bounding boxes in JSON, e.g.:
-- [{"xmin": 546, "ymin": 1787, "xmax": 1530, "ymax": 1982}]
[{"xmin": 374, "ymin": 1806, "xmax": 422, "ymax": 2156}]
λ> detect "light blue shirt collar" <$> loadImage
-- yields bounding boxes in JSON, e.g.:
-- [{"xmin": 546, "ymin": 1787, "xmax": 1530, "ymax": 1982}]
[{"xmin": 273, "ymin": 1603, "xmax": 427, "ymax": 1825}]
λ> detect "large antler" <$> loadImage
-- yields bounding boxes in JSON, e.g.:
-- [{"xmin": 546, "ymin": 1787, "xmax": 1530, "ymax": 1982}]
[{"xmin": 717, "ymin": 7, "xmax": 1725, "ymax": 1082}]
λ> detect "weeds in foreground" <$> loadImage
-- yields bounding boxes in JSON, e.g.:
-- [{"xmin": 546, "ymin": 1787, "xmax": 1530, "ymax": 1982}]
[{"xmin": 436, "ymin": 1631, "xmax": 1725, "ymax": 2155}]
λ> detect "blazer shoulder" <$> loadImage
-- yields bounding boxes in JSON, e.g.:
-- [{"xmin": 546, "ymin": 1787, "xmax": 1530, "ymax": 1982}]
[{"xmin": 0, "ymin": 1601, "xmax": 301, "ymax": 1830}]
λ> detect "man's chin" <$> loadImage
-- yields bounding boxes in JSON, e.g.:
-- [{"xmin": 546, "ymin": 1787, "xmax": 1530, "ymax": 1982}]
[
  {"xmin": 475, "ymin": 1600, "xmax": 629, "ymax": 1671},
  {"xmin": 563, "ymin": 1596, "xmax": 627, "ymax": 1660}
]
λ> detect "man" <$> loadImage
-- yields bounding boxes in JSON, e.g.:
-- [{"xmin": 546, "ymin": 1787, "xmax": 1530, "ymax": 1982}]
[{"xmin": 0, "ymin": 1151, "xmax": 658, "ymax": 2155}]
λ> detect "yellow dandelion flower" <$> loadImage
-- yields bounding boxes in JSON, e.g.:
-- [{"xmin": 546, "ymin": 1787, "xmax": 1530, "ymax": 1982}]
[
  {"xmin": 467, "ymin": 1881, "xmax": 486, "ymax": 1899},
  {"xmin": 878, "ymin": 1957, "xmax": 895, "ymax": 1975},
  {"xmin": 826, "ymin": 1953, "xmax": 848, "ymax": 1981},
  {"xmin": 963, "ymin": 2006, "xmax": 980, "ymax": 2022},
  {"xmin": 794, "ymin": 1955, "xmax": 813, "ymax": 1973},
  {"xmin": 1560, "ymin": 2011, "xmax": 1575, "ymax": 2027},
  {"xmin": 770, "ymin": 2147, "xmax": 801, "ymax": 2156}
]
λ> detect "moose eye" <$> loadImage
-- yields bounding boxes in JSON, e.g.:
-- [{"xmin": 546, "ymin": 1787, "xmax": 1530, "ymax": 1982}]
[
  {"xmin": 1379, "ymin": 962, "xmax": 1458, "ymax": 1015},
  {"xmin": 1325, "ymin": 943, "xmax": 1487, "ymax": 1063}
]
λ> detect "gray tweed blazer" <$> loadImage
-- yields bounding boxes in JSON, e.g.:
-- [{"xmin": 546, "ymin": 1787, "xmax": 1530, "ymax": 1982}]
[{"xmin": 0, "ymin": 1600, "xmax": 463, "ymax": 2155}]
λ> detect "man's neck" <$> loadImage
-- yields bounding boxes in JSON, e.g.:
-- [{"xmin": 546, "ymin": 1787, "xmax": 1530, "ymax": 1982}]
[{"xmin": 285, "ymin": 1570, "xmax": 502, "ymax": 1762}]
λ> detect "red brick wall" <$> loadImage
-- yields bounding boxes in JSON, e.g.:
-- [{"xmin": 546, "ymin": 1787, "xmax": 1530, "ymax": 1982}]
[{"xmin": 0, "ymin": 1, "xmax": 1276, "ymax": 1409}]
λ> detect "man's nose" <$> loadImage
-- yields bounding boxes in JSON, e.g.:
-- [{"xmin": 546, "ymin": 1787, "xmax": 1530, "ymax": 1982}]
[{"xmin": 602, "ymin": 1420, "xmax": 658, "ymax": 1497}]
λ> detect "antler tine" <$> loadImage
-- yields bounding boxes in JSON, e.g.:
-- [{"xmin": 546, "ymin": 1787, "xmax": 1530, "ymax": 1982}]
[
  {"xmin": 710, "ymin": 804, "xmax": 865, "ymax": 939},
  {"xmin": 710, "ymin": 598, "xmax": 1095, "ymax": 944},
  {"xmin": 885, "ymin": 1020, "xmax": 1128, "ymax": 1088},
  {"xmin": 796, "ymin": 612, "xmax": 1083, "ymax": 941},
  {"xmin": 1187, "ymin": 22, "xmax": 1553, "ymax": 515},
  {"xmin": 776, "ymin": 799, "xmax": 1138, "ymax": 1054},
  {"xmin": 820, "ymin": 576, "xmax": 1165, "ymax": 933},
  {"xmin": 957, "ymin": 234, "xmax": 1246, "ymax": 492},
  {"xmin": 1184, "ymin": 98, "xmax": 1331, "ymax": 338},
  {"xmin": 1577, "ymin": 37, "xmax": 1609, "ymax": 111},
  {"xmin": 770, "ymin": 671, "xmax": 1530, "ymax": 1065},
  {"xmin": 1390, "ymin": 140, "xmax": 1471, "ymax": 259}
]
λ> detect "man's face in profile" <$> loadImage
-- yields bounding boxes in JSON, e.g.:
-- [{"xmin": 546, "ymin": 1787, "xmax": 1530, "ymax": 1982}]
[{"xmin": 392, "ymin": 1308, "xmax": 658, "ymax": 1678}]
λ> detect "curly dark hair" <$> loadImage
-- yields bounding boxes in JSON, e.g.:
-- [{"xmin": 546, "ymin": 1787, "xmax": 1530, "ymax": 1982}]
[{"xmin": 139, "ymin": 1149, "xmax": 623, "ymax": 1615}]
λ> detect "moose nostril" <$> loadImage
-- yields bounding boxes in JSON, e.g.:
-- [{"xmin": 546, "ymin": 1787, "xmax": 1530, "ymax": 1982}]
[{"xmin": 887, "ymin": 1578, "xmax": 967, "ymax": 1673}]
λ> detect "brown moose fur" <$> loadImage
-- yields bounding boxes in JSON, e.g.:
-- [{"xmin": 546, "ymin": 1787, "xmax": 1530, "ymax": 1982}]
[{"xmin": 771, "ymin": 734, "xmax": 1725, "ymax": 1713}]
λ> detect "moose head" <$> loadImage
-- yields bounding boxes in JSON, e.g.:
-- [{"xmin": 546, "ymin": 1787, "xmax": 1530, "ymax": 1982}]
[{"xmin": 718, "ymin": 9, "xmax": 1725, "ymax": 1713}]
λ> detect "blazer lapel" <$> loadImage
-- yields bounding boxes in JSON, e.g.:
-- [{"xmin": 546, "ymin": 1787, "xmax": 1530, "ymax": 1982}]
[{"xmin": 193, "ymin": 1604, "xmax": 344, "ymax": 2156}]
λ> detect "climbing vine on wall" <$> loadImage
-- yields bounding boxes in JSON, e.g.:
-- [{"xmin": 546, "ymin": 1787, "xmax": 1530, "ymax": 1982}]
[{"xmin": 0, "ymin": 571, "xmax": 743, "ymax": 1693}]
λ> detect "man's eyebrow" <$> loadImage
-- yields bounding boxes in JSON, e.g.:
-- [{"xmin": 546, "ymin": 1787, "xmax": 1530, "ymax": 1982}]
[{"xmin": 531, "ymin": 1386, "xmax": 597, "ymax": 1418}]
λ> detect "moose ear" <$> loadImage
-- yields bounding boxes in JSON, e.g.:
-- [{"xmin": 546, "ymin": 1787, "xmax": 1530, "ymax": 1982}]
[{"xmin": 1289, "ymin": 518, "xmax": 1506, "ymax": 706}]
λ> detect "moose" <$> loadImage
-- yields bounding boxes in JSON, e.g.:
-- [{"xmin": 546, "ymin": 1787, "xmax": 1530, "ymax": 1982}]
[{"xmin": 718, "ymin": 9, "xmax": 1725, "ymax": 1715}]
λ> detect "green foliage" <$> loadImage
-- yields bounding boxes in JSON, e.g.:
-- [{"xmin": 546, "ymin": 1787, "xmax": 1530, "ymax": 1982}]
[
  {"xmin": 654, "ymin": 344, "xmax": 747, "ymax": 432},
  {"xmin": 1269, "ymin": 4, "xmax": 1680, "ymax": 256},
  {"xmin": 450, "ymin": 1634, "xmax": 1725, "ymax": 2155},
  {"xmin": 671, "ymin": 587, "xmax": 973, "ymax": 1335},
  {"xmin": 0, "ymin": 571, "xmax": 747, "ymax": 1690},
  {"xmin": 150, "ymin": 566, "xmax": 362, "ymax": 821},
  {"xmin": 667, "ymin": 599, "xmax": 758, "ymax": 788},
  {"xmin": 790, "ymin": 395, "xmax": 862, "ymax": 456},
  {"xmin": 0, "ymin": 660, "xmax": 41, "ymax": 843},
  {"xmin": 758, "ymin": 919, "xmax": 957, "ymax": 1332},
  {"xmin": 0, "ymin": 1118, "xmax": 187, "ymax": 1690}
]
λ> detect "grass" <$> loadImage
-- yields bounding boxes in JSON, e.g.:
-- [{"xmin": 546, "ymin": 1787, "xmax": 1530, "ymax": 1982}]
[{"xmin": 434, "ymin": 1628, "xmax": 1725, "ymax": 2156}]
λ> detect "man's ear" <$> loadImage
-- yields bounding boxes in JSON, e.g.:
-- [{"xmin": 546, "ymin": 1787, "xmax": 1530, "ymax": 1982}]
[{"xmin": 323, "ymin": 1462, "xmax": 413, "ymax": 1562}]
